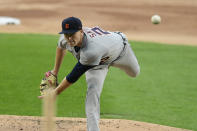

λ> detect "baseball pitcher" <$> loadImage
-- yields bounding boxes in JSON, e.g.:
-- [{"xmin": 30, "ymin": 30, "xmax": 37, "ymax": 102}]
[{"xmin": 39, "ymin": 16, "xmax": 140, "ymax": 131}]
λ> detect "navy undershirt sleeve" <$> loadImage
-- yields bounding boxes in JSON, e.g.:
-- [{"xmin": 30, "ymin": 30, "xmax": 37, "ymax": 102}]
[{"xmin": 66, "ymin": 62, "xmax": 95, "ymax": 83}]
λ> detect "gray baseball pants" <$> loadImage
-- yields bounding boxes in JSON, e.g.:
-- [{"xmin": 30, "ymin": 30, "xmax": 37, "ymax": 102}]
[{"xmin": 85, "ymin": 41, "xmax": 140, "ymax": 131}]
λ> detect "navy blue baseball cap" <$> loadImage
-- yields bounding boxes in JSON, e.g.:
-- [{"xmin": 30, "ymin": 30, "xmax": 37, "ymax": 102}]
[{"xmin": 59, "ymin": 17, "xmax": 82, "ymax": 34}]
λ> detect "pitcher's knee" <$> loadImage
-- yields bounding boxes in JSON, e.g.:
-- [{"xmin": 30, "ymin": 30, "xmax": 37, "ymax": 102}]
[
  {"xmin": 127, "ymin": 66, "xmax": 140, "ymax": 77},
  {"xmin": 134, "ymin": 66, "xmax": 140, "ymax": 77}
]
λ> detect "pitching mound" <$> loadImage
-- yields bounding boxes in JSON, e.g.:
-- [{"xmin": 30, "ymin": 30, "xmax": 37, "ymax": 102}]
[{"xmin": 0, "ymin": 115, "xmax": 191, "ymax": 131}]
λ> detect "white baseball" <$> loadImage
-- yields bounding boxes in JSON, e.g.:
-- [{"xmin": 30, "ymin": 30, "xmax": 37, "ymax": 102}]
[{"xmin": 151, "ymin": 15, "xmax": 161, "ymax": 24}]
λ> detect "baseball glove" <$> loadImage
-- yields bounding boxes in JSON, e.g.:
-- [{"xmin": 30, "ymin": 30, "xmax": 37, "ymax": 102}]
[{"xmin": 40, "ymin": 71, "xmax": 58, "ymax": 96}]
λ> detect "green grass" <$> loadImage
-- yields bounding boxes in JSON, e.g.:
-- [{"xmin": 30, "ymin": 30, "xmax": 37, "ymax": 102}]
[{"xmin": 0, "ymin": 33, "xmax": 197, "ymax": 130}]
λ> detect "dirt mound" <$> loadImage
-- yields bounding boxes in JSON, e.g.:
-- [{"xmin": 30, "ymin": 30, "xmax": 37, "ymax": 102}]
[{"xmin": 0, "ymin": 115, "xmax": 191, "ymax": 131}]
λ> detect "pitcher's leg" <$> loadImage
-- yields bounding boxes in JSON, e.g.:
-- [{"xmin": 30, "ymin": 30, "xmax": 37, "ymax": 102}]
[
  {"xmin": 85, "ymin": 68, "xmax": 108, "ymax": 131},
  {"xmin": 112, "ymin": 42, "xmax": 140, "ymax": 77}
]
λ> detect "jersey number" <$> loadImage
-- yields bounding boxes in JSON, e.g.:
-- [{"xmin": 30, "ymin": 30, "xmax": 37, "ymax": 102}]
[{"xmin": 87, "ymin": 27, "xmax": 110, "ymax": 38}]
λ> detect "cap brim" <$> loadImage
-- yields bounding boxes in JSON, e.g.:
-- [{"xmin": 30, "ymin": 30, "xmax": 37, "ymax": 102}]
[{"xmin": 59, "ymin": 30, "xmax": 78, "ymax": 34}]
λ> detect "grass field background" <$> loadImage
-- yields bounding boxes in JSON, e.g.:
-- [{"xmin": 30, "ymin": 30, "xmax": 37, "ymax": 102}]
[{"xmin": 0, "ymin": 33, "xmax": 196, "ymax": 130}]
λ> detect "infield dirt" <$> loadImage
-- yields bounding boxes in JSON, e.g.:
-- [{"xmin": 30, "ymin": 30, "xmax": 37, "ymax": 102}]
[
  {"xmin": 0, "ymin": 0, "xmax": 197, "ymax": 45},
  {"xmin": 0, "ymin": 115, "xmax": 192, "ymax": 131}
]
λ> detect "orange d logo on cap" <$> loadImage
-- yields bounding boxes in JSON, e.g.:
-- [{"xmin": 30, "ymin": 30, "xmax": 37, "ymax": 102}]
[{"xmin": 65, "ymin": 24, "xmax": 69, "ymax": 29}]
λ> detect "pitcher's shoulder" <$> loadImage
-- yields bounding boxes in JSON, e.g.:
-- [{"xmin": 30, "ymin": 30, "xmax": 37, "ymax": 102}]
[{"xmin": 57, "ymin": 34, "xmax": 68, "ymax": 49}]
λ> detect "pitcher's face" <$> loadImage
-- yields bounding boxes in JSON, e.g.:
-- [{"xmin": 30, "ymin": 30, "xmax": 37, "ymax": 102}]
[{"xmin": 64, "ymin": 30, "xmax": 83, "ymax": 47}]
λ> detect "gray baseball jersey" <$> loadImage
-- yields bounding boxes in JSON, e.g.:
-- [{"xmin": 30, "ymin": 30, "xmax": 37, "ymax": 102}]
[{"xmin": 58, "ymin": 26, "xmax": 124, "ymax": 67}]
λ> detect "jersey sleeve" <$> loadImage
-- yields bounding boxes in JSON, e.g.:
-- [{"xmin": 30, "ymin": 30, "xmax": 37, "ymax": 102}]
[{"xmin": 57, "ymin": 34, "xmax": 67, "ymax": 50}]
